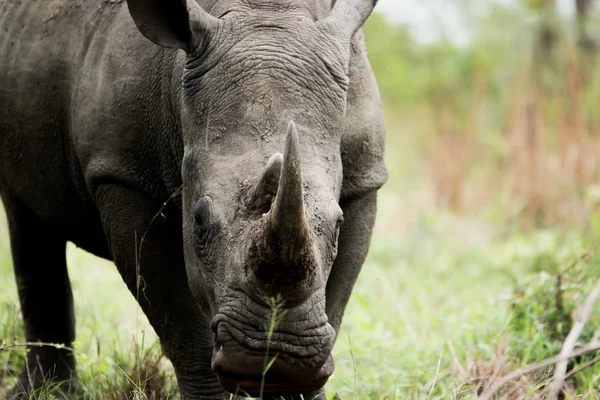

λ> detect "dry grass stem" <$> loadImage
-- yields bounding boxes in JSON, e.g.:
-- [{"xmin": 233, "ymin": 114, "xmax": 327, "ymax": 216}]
[{"xmin": 546, "ymin": 277, "xmax": 600, "ymax": 399}]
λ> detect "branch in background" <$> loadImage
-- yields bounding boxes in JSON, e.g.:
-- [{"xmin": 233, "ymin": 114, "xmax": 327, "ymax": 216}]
[
  {"xmin": 564, "ymin": 352, "xmax": 600, "ymax": 381},
  {"xmin": 575, "ymin": 0, "xmax": 596, "ymax": 52},
  {"xmin": 546, "ymin": 277, "xmax": 600, "ymax": 399},
  {"xmin": 593, "ymin": 327, "xmax": 600, "ymax": 343}
]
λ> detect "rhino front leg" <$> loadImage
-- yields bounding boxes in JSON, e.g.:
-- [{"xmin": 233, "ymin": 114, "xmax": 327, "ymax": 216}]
[
  {"xmin": 326, "ymin": 191, "xmax": 377, "ymax": 334},
  {"xmin": 2, "ymin": 195, "xmax": 78, "ymax": 399},
  {"xmin": 94, "ymin": 185, "xmax": 231, "ymax": 400}
]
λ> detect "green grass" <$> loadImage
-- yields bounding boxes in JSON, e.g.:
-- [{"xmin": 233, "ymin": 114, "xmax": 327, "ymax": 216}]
[
  {"xmin": 1, "ymin": 117, "xmax": 600, "ymax": 398},
  {"xmin": 0, "ymin": 224, "xmax": 179, "ymax": 398},
  {"xmin": 330, "ymin": 217, "xmax": 599, "ymax": 399},
  {"xmin": 1, "ymin": 183, "xmax": 599, "ymax": 398}
]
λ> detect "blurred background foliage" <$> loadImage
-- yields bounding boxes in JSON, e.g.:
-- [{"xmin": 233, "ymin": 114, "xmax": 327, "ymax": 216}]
[{"xmin": 365, "ymin": 0, "xmax": 600, "ymax": 229}]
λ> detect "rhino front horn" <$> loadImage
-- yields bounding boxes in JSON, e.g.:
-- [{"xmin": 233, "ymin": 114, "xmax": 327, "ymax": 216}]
[
  {"xmin": 249, "ymin": 121, "xmax": 317, "ymax": 301},
  {"xmin": 268, "ymin": 121, "xmax": 309, "ymax": 245}
]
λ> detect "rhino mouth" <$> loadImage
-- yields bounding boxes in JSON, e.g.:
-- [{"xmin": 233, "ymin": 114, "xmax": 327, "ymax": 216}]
[
  {"xmin": 213, "ymin": 345, "xmax": 332, "ymax": 395},
  {"xmin": 216, "ymin": 373, "xmax": 329, "ymax": 396},
  {"xmin": 210, "ymin": 294, "xmax": 336, "ymax": 395}
]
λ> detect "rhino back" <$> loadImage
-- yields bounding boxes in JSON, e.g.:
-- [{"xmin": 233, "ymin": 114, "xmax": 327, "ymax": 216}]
[{"xmin": 0, "ymin": 0, "xmax": 182, "ymax": 256}]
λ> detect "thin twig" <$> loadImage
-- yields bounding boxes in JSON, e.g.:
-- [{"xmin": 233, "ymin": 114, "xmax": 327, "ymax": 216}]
[
  {"xmin": 478, "ymin": 340, "xmax": 600, "ymax": 400},
  {"xmin": 563, "ymin": 353, "xmax": 600, "ymax": 381},
  {"xmin": 427, "ymin": 350, "xmax": 444, "ymax": 400},
  {"xmin": 546, "ymin": 277, "xmax": 600, "ymax": 399},
  {"xmin": 136, "ymin": 185, "xmax": 183, "ymax": 306},
  {"xmin": 0, "ymin": 342, "xmax": 78, "ymax": 353},
  {"xmin": 481, "ymin": 338, "xmax": 508, "ymax": 396},
  {"xmin": 446, "ymin": 338, "xmax": 467, "ymax": 377},
  {"xmin": 133, "ymin": 185, "xmax": 182, "ymax": 371}
]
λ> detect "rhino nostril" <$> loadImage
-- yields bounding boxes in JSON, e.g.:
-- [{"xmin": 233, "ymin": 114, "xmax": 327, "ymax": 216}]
[
  {"xmin": 254, "ymin": 260, "xmax": 303, "ymax": 286},
  {"xmin": 212, "ymin": 359, "xmax": 224, "ymax": 374}
]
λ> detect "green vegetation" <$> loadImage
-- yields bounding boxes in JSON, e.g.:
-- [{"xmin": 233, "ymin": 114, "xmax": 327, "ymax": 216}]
[
  {"xmin": 2, "ymin": 203, "xmax": 599, "ymax": 398},
  {"xmin": 2, "ymin": 2, "xmax": 600, "ymax": 398}
]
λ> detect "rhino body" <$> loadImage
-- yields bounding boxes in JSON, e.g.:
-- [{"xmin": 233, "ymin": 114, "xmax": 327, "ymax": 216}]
[{"xmin": 0, "ymin": 0, "xmax": 386, "ymax": 398}]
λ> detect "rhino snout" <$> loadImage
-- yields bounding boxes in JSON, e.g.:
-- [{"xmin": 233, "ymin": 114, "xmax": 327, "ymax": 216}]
[{"xmin": 210, "ymin": 291, "xmax": 335, "ymax": 396}]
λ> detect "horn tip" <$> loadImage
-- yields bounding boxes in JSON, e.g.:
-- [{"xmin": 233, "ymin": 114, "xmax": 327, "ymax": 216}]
[
  {"xmin": 286, "ymin": 121, "xmax": 299, "ymax": 149},
  {"xmin": 267, "ymin": 152, "xmax": 284, "ymax": 167},
  {"xmin": 287, "ymin": 120, "xmax": 298, "ymax": 137}
]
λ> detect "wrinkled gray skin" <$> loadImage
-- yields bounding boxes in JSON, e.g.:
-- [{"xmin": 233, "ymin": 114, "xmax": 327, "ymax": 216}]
[{"xmin": 0, "ymin": 0, "xmax": 387, "ymax": 398}]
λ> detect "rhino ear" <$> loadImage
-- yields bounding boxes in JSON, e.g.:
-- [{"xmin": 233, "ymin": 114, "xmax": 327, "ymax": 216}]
[
  {"xmin": 126, "ymin": 0, "xmax": 220, "ymax": 52},
  {"xmin": 319, "ymin": 0, "xmax": 378, "ymax": 39}
]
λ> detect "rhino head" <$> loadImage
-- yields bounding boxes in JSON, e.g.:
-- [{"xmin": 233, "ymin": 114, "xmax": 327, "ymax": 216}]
[{"xmin": 126, "ymin": 0, "xmax": 378, "ymax": 395}]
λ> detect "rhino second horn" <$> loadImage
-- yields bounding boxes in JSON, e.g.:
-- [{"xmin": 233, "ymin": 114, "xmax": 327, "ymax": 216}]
[
  {"xmin": 249, "ymin": 153, "xmax": 283, "ymax": 212},
  {"xmin": 268, "ymin": 121, "xmax": 309, "ymax": 238},
  {"xmin": 261, "ymin": 152, "xmax": 284, "ymax": 191}
]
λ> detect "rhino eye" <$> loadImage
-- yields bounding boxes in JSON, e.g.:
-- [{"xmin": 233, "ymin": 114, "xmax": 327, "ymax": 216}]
[
  {"xmin": 330, "ymin": 202, "xmax": 343, "ymax": 232},
  {"xmin": 194, "ymin": 196, "xmax": 212, "ymax": 223},
  {"xmin": 193, "ymin": 196, "xmax": 214, "ymax": 252}
]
